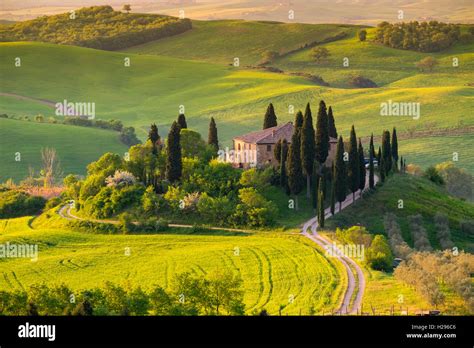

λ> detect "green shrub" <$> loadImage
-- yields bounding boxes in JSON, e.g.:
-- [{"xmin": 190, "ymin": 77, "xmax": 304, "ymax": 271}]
[{"xmin": 0, "ymin": 190, "xmax": 46, "ymax": 218}]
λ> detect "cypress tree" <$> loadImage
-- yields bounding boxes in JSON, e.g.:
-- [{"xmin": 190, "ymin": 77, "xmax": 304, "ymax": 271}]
[
  {"xmin": 165, "ymin": 121, "xmax": 182, "ymax": 183},
  {"xmin": 301, "ymin": 102, "xmax": 315, "ymax": 198},
  {"xmin": 280, "ymin": 139, "xmax": 289, "ymax": 194},
  {"xmin": 377, "ymin": 146, "xmax": 382, "ymax": 167},
  {"xmin": 327, "ymin": 106, "xmax": 338, "ymax": 139},
  {"xmin": 379, "ymin": 147, "xmax": 386, "ymax": 183},
  {"xmin": 382, "ymin": 130, "xmax": 392, "ymax": 176},
  {"xmin": 263, "ymin": 103, "xmax": 277, "ymax": 129},
  {"xmin": 274, "ymin": 139, "xmax": 282, "ymax": 165},
  {"xmin": 177, "ymin": 113, "xmax": 187, "ymax": 129},
  {"xmin": 311, "ymin": 170, "xmax": 319, "ymax": 210},
  {"xmin": 334, "ymin": 136, "xmax": 347, "ymax": 212},
  {"xmin": 315, "ymin": 100, "xmax": 329, "ymax": 166},
  {"xmin": 148, "ymin": 123, "xmax": 160, "ymax": 153},
  {"xmin": 208, "ymin": 117, "xmax": 219, "ymax": 150},
  {"xmin": 347, "ymin": 125, "xmax": 359, "ymax": 202},
  {"xmin": 369, "ymin": 134, "xmax": 375, "ymax": 189},
  {"xmin": 391, "ymin": 127, "xmax": 399, "ymax": 171},
  {"xmin": 317, "ymin": 177, "xmax": 325, "ymax": 228},
  {"xmin": 287, "ymin": 128, "xmax": 304, "ymax": 210},
  {"xmin": 330, "ymin": 172, "xmax": 336, "ymax": 215},
  {"xmin": 294, "ymin": 110, "xmax": 303, "ymax": 130},
  {"xmin": 358, "ymin": 139, "xmax": 366, "ymax": 197}
]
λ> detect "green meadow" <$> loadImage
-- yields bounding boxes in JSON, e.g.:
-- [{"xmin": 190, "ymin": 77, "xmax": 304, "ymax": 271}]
[{"xmin": 0, "ymin": 214, "xmax": 345, "ymax": 315}]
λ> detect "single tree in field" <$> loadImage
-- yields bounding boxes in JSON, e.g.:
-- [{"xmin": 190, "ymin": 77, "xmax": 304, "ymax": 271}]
[
  {"xmin": 166, "ymin": 121, "xmax": 182, "ymax": 183},
  {"xmin": 315, "ymin": 100, "xmax": 329, "ymax": 169},
  {"xmin": 381, "ymin": 130, "xmax": 392, "ymax": 176},
  {"xmin": 347, "ymin": 125, "xmax": 360, "ymax": 202},
  {"xmin": 294, "ymin": 110, "xmax": 303, "ymax": 130},
  {"xmin": 274, "ymin": 139, "xmax": 282, "ymax": 165},
  {"xmin": 327, "ymin": 106, "xmax": 337, "ymax": 139},
  {"xmin": 177, "ymin": 114, "xmax": 187, "ymax": 129},
  {"xmin": 311, "ymin": 47, "xmax": 330, "ymax": 63},
  {"xmin": 334, "ymin": 136, "xmax": 347, "ymax": 212},
  {"xmin": 280, "ymin": 139, "xmax": 290, "ymax": 194},
  {"xmin": 369, "ymin": 134, "xmax": 375, "ymax": 189},
  {"xmin": 148, "ymin": 123, "xmax": 160, "ymax": 153},
  {"xmin": 301, "ymin": 102, "xmax": 315, "ymax": 198},
  {"xmin": 263, "ymin": 103, "xmax": 277, "ymax": 129},
  {"xmin": 416, "ymin": 56, "xmax": 438, "ymax": 72},
  {"xmin": 391, "ymin": 127, "xmax": 399, "ymax": 171},
  {"xmin": 41, "ymin": 147, "xmax": 62, "ymax": 188},
  {"xmin": 287, "ymin": 128, "xmax": 304, "ymax": 210},
  {"xmin": 317, "ymin": 177, "xmax": 325, "ymax": 228},
  {"xmin": 262, "ymin": 51, "xmax": 279, "ymax": 63},
  {"xmin": 330, "ymin": 172, "xmax": 336, "ymax": 215},
  {"xmin": 358, "ymin": 29, "xmax": 367, "ymax": 42},
  {"xmin": 208, "ymin": 117, "xmax": 218, "ymax": 150},
  {"xmin": 358, "ymin": 139, "xmax": 366, "ymax": 197},
  {"xmin": 123, "ymin": 4, "xmax": 131, "ymax": 13}
]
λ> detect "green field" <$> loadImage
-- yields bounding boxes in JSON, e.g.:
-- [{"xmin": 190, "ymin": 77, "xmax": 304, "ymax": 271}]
[
  {"xmin": 0, "ymin": 118, "xmax": 128, "ymax": 182},
  {"xmin": 123, "ymin": 20, "xmax": 353, "ymax": 65},
  {"xmin": 326, "ymin": 174, "xmax": 474, "ymax": 252},
  {"xmin": 0, "ymin": 214, "xmax": 345, "ymax": 315}
]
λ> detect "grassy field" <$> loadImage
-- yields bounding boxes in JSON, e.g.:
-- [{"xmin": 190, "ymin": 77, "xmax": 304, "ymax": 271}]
[
  {"xmin": 0, "ymin": 118, "xmax": 128, "ymax": 182},
  {"xmin": 0, "ymin": 214, "xmax": 346, "ymax": 315},
  {"xmin": 326, "ymin": 174, "xmax": 474, "ymax": 252},
  {"xmin": 398, "ymin": 135, "xmax": 474, "ymax": 174},
  {"xmin": 123, "ymin": 20, "xmax": 353, "ymax": 65}
]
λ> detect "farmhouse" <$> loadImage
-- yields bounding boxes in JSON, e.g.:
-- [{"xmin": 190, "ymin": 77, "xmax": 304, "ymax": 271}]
[{"xmin": 232, "ymin": 122, "xmax": 337, "ymax": 169}]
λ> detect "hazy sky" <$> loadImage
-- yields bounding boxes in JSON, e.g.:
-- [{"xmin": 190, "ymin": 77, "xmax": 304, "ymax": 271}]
[{"xmin": 1, "ymin": 0, "xmax": 472, "ymax": 24}]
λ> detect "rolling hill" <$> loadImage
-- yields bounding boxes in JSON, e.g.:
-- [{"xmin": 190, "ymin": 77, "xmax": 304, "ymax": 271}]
[{"xmin": 0, "ymin": 118, "xmax": 128, "ymax": 181}]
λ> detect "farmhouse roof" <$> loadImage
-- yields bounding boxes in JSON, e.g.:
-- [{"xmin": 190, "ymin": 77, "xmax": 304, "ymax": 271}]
[{"xmin": 234, "ymin": 122, "xmax": 294, "ymax": 144}]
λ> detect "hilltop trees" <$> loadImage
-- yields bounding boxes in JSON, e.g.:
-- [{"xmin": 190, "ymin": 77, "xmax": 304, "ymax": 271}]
[
  {"xmin": 347, "ymin": 126, "xmax": 359, "ymax": 201},
  {"xmin": 358, "ymin": 29, "xmax": 367, "ymax": 42},
  {"xmin": 334, "ymin": 136, "xmax": 347, "ymax": 212},
  {"xmin": 311, "ymin": 47, "xmax": 330, "ymax": 63},
  {"xmin": 263, "ymin": 103, "xmax": 277, "ymax": 129},
  {"xmin": 208, "ymin": 117, "xmax": 219, "ymax": 150},
  {"xmin": 301, "ymin": 103, "xmax": 315, "ymax": 197},
  {"xmin": 177, "ymin": 114, "xmax": 187, "ymax": 129},
  {"xmin": 287, "ymin": 127, "xmax": 304, "ymax": 210},
  {"xmin": 122, "ymin": 4, "xmax": 131, "ymax": 13},
  {"xmin": 165, "ymin": 121, "xmax": 182, "ymax": 183}
]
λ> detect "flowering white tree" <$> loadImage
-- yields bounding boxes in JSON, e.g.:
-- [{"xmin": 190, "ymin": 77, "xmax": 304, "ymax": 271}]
[{"xmin": 105, "ymin": 170, "xmax": 136, "ymax": 187}]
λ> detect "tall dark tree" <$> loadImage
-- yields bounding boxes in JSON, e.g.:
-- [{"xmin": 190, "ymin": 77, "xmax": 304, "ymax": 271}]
[
  {"xmin": 317, "ymin": 177, "xmax": 325, "ymax": 228},
  {"xmin": 382, "ymin": 130, "xmax": 392, "ymax": 176},
  {"xmin": 208, "ymin": 117, "xmax": 219, "ymax": 150},
  {"xmin": 177, "ymin": 113, "xmax": 187, "ymax": 129},
  {"xmin": 165, "ymin": 121, "xmax": 182, "ymax": 183},
  {"xmin": 315, "ymin": 100, "xmax": 329, "ymax": 166},
  {"xmin": 274, "ymin": 139, "xmax": 282, "ymax": 165},
  {"xmin": 347, "ymin": 125, "xmax": 360, "ymax": 202},
  {"xmin": 391, "ymin": 127, "xmax": 399, "ymax": 171},
  {"xmin": 358, "ymin": 139, "xmax": 366, "ymax": 197},
  {"xmin": 263, "ymin": 103, "xmax": 277, "ymax": 129},
  {"xmin": 294, "ymin": 110, "xmax": 303, "ymax": 130},
  {"xmin": 280, "ymin": 139, "xmax": 290, "ymax": 194},
  {"xmin": 148, "ymin": 123, "xmax": 160, "ymax": 153},
  {"xmin": 378, "ymin": 146, "xmax": 385, "ymax": 183},
  {"xmin": 287, "ymin": 128, "xmax": 304, "ymax": 210},
  {"xmin": 369, "ymin": 134, "xmax": 375, "ymax": 189},
  {"xmin": 311, "ymin": 168, "xmax": 319, "ymax": 210},
  {"xmin": 377, "ymin": 146, "xmax": 382, "ymax": 166},
  {"xmin": 327, "ymin": 106, "xmax": 338, "ymax": 139},
  {"xmin": 301, "ymin": 102, "xmax": 315, "ymax": 198},
  {"xmin": 330, "ymin": 174, "xmax": 336, "ymax": 215},
  {"xmin": 334, "ymin": 136, "xmax": 347, "ymax": 212}
]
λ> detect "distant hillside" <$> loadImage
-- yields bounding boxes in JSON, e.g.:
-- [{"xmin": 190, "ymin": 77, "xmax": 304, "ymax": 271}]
[
  {"xmin": 0, "ymin": 6, "xmax": 192, "ymax": 50},
  {"xmin": 326, "ymin": 174, "xmax": 474, "ymax": 252}
]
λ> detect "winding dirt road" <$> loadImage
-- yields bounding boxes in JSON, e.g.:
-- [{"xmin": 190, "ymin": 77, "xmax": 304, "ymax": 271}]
[{"xmin": 302, "ymin": 173, "xmax": 378, "ymax": 314}]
